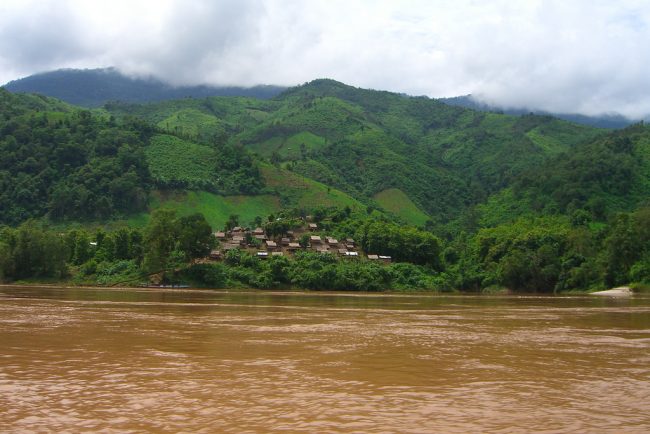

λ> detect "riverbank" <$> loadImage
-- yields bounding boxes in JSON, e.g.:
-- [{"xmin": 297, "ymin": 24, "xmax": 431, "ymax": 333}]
[{"xmin": 2, "ymin": 281, "xmax": 646, "ymax": 297}]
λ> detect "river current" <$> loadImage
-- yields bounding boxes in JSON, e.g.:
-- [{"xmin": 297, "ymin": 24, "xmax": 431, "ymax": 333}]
[{"xmin": 0, "ymin": 286, "xmax": 649, "ymax": 433}]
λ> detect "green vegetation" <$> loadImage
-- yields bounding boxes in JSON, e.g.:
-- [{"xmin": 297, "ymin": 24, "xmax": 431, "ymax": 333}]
[
  {"xmin": 0, "ymin": 88, "xmax": 153, "ymax": 224},
  {"xmin": 128, "ymin": 190, "xmax": 282, "ymax": 229},
  {"xmin": 146, "ymin": 134, "xmax": 219, "ymax": 190},
  {"xmin": 3, "ymin": 204, "xmax": 650, "ymax": 293},
  {"xmin": 373, "ymin": 189, "xmax": 430, "ymax": 226},
  {"xmin": 4, "ymin": 79, "xmax": 650, "ymax": 292}
]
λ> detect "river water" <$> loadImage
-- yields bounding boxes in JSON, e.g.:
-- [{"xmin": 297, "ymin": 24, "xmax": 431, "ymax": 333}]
[{"xmin": 0, "ymin": 286, "xmax": 649, "ymax": 433}]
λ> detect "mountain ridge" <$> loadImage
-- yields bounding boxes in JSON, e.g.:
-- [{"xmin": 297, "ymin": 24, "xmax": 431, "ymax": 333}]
[
  {"xmin": 3, "ymin": 68, "xmax": 286, "ymax": 107},
  {"xmin": 3, "ymin": 69, "xmax": 639, "ymax": 129},
  {"xmin": 440, "ymin": 94, "xmax": 636, "ymax": 129}
]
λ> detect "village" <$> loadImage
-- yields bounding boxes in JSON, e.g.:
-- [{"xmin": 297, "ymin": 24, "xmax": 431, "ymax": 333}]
[{"xmin": 208, "ymin": 221, "xmax": 392, "ymax": 263}]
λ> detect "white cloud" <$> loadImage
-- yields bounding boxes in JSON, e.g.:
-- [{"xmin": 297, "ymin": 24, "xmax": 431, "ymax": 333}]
[{"xmin": 1, "ymin": 0, "xmax": 649, "ymax": 118}]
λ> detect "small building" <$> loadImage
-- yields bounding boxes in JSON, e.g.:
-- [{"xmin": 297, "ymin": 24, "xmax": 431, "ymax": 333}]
[
  {"xmin": 253, "ymin": 227, "xmax": 264, "ymax": 236},
  {"xmin": 215, "ymin": 231, "xmax": 226, "ymax": 240},
  {"xmin": 222, "ymin": 244, "xmax": 240, "ymax": 251},
  {"xmin": 257, "ymin": 251, "xmax": 269, "ymax": 259},
  {"xmin": 286, "ymin": 230, "xmax": 295, "ymax": 237},
  {"xmin": 308, "ymin": 223, "xmax": 318, "ymax": 231},
  {"xmin": 379, "ymin": 255, "xmax": 392, "ymax": 263},
  {"xmin": 326, "ymin": 237, "xmax": 338, "ymax": 245},
  {"xmin": 232, "ymin": 235, "xmax": 245, "ymax": 245},
  {"xmin": 281, "ymin": 237, "xmax": 291, "ymax": 246},
  {"xmin": 266, "ymin": 240, "xmax": 278, "ymax": 250},
  {"xmin": 346, "ymin": 238, "xmax": 355, "ymax": 245},
  {"xmin": 309, "ymin": 235, "xmax": 321, "ymax": 244},
  {"xmin": 271, "ymin": 251, "xmax": 284, "ymax": 257},
  {"xmin": 209, "ymin": 249, "xmax": 222, "ymax": 259},
  {"xmin": 367, "ymin": 254, "xmax": 379, "ymax": 260},
  {"xmin": 338, "ymin": 248, "xmax": 348, "ymax": 255},
  {"xmin": 287, "ymin": 242, "xmax": 301, "ymax": 250},
  {"xmin": 232, "ymin": 226, "xmax": 243, "ymax": 233},
  {"xmin": 345, "ymin": 251, "xmax": 359, "ymax": 258},
  {"xmin": 254, "ymin": 234, "xmax": 267, "ymax": 241},
  {"xmin": 346, "ymin": 244, "xmax": 355, "ymax": 250}
]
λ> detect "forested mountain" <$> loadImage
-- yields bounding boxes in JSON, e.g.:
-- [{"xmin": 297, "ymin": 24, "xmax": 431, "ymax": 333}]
[
  {"xmin": 3, "ymin": 68, "xmax": 286, "ymax": 107},
  {"xmin": 440, "ymin": 94, "xmax": 635, "ymax": 129},
  {"xmin": 107, "ymin": 79, "xmax": 624, "ymax": 230},
  {"xmin": 0, "ymin": 88, "xmax": 264, "ymax": 225},
  {"xmin": 2, "ymin": 80, "xmax": 650, "ymax": 292}
]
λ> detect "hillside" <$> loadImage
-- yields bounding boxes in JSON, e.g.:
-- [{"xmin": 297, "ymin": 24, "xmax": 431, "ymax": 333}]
[
  {"xmin": 3, "ymin": 82, "xmax": 650, "ymax": 292},
  {"xmin": 0, "ymin": 88, "xmax": 362, "ymax": 228},
  {"xmin": 3, "ymin": 68, "xmax": 285, "ymax": 107},
  {"xmin": 5, "ymin": 80, "xmax": 648, "ymax": 232},
  {"xmin": 106, "ymin": 79, "xmax": 608, "ymax": 229}
]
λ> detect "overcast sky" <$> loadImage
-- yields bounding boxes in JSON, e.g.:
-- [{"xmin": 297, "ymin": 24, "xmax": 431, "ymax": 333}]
[{"xmin": 1, "ymin": 0, "xmax": 649, "ymax": 118}]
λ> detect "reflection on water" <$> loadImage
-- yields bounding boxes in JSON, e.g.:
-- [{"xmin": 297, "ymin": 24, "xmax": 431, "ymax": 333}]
[{"xmin": 1, "ymin": 286, "xmax": 649, "ymax": 433}]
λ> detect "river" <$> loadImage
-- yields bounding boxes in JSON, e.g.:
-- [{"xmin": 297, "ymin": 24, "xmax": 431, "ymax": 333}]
[{"xmin": 1, "ymin": 286, "xmax": 649, "ymax": 433}]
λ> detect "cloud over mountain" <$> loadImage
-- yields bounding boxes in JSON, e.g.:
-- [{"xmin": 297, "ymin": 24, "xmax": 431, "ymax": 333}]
[{"xmin": 1, "ymin": 0, "xmax": 649, "ymax": 118}]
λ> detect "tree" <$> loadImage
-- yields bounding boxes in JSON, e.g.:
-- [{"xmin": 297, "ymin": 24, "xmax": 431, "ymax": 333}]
[
  {"xmin": 143, "ymin": 209, "xmax": 178, "ymax": 272},
  {"xmin": 176, "ymin": 214, "xmax": 215, "ymax": 261},
  {"xmin": 224, "ymin": 214, "xmax": 239, "ymax": 231}
]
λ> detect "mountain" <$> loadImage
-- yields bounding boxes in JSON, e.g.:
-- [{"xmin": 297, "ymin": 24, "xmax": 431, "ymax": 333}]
[
  {"xmin": 2, "ymin": 68, "xmax": 286, "ymax": 107},
  {"xmin": 3, "ymin": 81, "xmax": 650, "ymax": 292},
  {"xmin": 0, "ymin": 87, "xmax": 360, "ymax": 227},
  {"xmin": 105, "ymin": 79, "xmax": 626, "ymax": 229},
  {"xmin": 4, "ymin": 78, "xmax": 650, "ymax": 232},
  {"xmin": 440, "ymin": 94, "xmax": 634, "ymax": 129}
]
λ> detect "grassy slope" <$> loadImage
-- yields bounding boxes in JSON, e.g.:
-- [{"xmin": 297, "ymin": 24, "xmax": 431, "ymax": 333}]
[
  {"xmin": 145, "ymin": 134, "xmax": 216, "ymax": 186},
  {"xmin": 260, "ymin": 164, "xmax": 364, "ymax": 210},
  {"xmin": 127, "ymin": 190, "xmax": 282, "ymax": 229},
  {"xmin": 373, "ymin": 188, "xmax": 430, "ymax": 226}
]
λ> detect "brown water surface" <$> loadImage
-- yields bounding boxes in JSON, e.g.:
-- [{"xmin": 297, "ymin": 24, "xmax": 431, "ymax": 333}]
[{"xmin": 1, "ymin": 286, "xmax": 649, "ymax": 433}]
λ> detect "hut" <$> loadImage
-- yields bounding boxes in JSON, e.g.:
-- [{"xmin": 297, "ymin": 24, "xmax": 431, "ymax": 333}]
[
  {"xmin": 214, "ymin": 231, "xmax": 226, "ymax": 240},
  {"xmin": 209, "ymin": 249, "xmax": 222, "ymax": 260},
  {"xmin": 309, "ymin": 235, "xmax": 322, "ymax": 244},
  {"xmin": 367, "ymin": 254, "xmax": 379, "ymax": 260},
  {"xmin": 253, "ymin": 227, "xmax": 265, "ymax": 236},
  {"xmin": 266, "ymin": 240, "xmax": 278, "ymax": 250},
  {"xmin": 287, "ymin": 242, "xmax": 301, "ymax": 251},
  {"xmin": 308, "ymin": 223, "xmax": 318, "ymax": 231}
]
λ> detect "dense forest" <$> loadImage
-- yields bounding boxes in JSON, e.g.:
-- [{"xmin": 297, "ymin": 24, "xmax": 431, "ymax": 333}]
[
  {"xmin": 0, "ymin": 88, "xmax": 263, "ymax": 224},
  {"xmin": 1, "ymin": 205, "xmax": 649, "ymax": 292},
  {"xmin": 1, "ymin": 80, "xmax": 650, "ymax": 292}
]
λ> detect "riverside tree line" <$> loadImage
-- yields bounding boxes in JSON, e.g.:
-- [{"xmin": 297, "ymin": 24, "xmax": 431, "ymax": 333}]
[{"xmin": 1, "ymin": 205, "xmax": 649, "ymax": 292}]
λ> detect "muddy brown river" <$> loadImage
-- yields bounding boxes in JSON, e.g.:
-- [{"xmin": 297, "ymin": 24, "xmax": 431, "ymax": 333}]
[{"xmin": 0, "ymin": 286, "xmax": 649, "ymax": 433}]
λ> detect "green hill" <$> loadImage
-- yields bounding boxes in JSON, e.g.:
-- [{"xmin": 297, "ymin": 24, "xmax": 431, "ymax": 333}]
[
  {"xmin": 5, "ymin": 79, "xmax": 650, "ymax": 236},
  {"xmin": 105, "ymin": 79, "xmax": 605, "ymax": 229},
  {"xmin": 4, "ymin": 81, "xmax": 650, "ymax": 293}
]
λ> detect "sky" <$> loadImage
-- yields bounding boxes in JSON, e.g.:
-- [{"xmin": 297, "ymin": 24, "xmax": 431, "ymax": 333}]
[{"xmin": 1, "ymin": 0, "xmax": 649, "ymax": 118}]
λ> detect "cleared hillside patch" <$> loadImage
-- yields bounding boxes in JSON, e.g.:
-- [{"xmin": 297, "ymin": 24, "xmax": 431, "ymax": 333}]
[
  {"xmin": 128, "ymin": 190, "xmax": 281, "ymax": 229},
  {"xmin": 145, "ymin": 134, "xmax": 217, "ymax": 190},
  {"xmin": 374, "ymin": 188, "xmax": 430, "ymax": 226},
  {"xmin": 261, "ymin": 164, "xmax": 363, "ymax": 210},
  {"xmin": 157, "ymin": 108, "xmax": 225, "ymax": 141}
]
